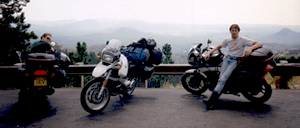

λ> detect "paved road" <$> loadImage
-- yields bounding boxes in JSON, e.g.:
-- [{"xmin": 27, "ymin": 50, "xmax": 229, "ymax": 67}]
[{"xmin": 1, "ymin": 88, "xmax": 300, "ymax": 128}]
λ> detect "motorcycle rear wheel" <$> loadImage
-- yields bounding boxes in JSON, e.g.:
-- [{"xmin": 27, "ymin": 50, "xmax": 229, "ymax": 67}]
[
  {"xmin": 181, "ymin": 73, "xmax": 208, "ymax": 95},
  {"xmin": 242, "ymin": 81, "xmax": 272, "ymax": 103},
  {"xmin": 80, "ymin": 78, "xmax": 110, "ymax": 114}
]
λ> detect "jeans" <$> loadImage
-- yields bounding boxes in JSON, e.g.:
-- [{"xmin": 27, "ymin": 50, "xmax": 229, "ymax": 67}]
[
  {"xmin": 54, "ymin": 69, "xmax": 66, "ymax": 87},
  {"xmin": 214, "ymin": 55, "xmax": 240, "ymax": 94}
]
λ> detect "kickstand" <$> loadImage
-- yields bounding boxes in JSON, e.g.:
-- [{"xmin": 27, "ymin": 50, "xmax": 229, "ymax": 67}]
[{"xmin": 119, "ymin": 94, "xmax": 124, "ymax": 106}]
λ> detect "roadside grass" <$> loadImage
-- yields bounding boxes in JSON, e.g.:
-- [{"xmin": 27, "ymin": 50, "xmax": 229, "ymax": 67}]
[{"xmin": 161, "ymin": 82, "xmax": 183, "ymax": 88}]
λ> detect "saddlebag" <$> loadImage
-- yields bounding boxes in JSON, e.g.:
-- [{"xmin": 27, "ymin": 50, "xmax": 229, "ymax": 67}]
[
  {"xmin": 121, "ymin": 44, "xmax": 150, "ymax": 68},
  {"xmin": 25, "ymin": 53, "xmax": 56, "ymax": 69},
  {"xmin": 121, "ymin": 38, "xmax": 162, "ymax": 79},
  {"xmin": 148, "ymin": 48, "xmax": 162, "ymax": 65}
]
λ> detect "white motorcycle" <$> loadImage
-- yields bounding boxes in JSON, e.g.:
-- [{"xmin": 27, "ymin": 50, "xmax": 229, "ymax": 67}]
[{"xmin": 80, "ymin": 39, "xmax": 142, "ymax": 114}]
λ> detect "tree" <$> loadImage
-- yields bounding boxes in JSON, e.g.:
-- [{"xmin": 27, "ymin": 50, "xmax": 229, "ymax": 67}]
[
  {"xmin": 77, "ymin": 42, "xmax": 91, "ymax": 64},
  {"xmin": 0, "ymin": 0, "xmax": 37, "ymax": 65},
  {"xmin": 69, "ymin": 42, "xmax": 91, "ymax": 64},
  {"xmin": 149, "ymin": 43, "xmax": 176, "ymax": 88},
  {"xmin": 162, "ymin": 43, "xmax": 174, "ymax": 64}
]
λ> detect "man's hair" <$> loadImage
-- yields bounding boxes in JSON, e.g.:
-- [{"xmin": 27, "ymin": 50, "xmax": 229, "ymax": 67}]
[
  {"xmin": 229, "ymin": 24, "xmax": 240, "ymax": 31},
  {"xmin": 41, "ymin": 33, "xmax": 52, "ymax": 39}
]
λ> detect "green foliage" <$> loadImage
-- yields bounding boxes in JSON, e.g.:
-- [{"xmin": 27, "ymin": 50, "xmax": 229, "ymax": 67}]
[
  {"xmin": 149, "ymin": 43, "xmax": 176, "ymax": 88},
  {"xmin": 0, "ymin": 0, "xmax": 37, "ymax": 65},
  {"xmin": 65, "ymin": 76, "xmax": 79, "ymax": 87},
  {"xmin": 162, "ymin": 43, "xmax": 174, "ymax": 64},
  {"xmin": 69, "ymin": 42, "xmax": 91, "ymax": 64}
]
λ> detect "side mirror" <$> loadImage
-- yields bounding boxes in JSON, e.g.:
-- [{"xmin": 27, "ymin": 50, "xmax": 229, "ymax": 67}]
[
  {"xmin": 196, "ymin": 43, "xmax": 202, "ymax": 49},
  {"xmin": 50, "ymin": 42, "xmax": 56, "ymax": 46},
  {"xmin": 207, "ymin": 39, "xmax": 212, "ymax": 44}
]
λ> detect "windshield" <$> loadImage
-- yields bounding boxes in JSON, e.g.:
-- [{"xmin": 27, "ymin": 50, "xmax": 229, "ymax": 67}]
[
  {"xmin": 101, "ymin": 39, "xmax": 122, "ymax": 60},
  {"xmin": 102, "ymin": 39, "xmax": 122, "ymax": 54}
]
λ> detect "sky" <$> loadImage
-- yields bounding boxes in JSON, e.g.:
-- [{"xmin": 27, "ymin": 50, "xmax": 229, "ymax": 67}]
[{"xmin": 22, "ymin": 0, "xmax": 300, "ymax": 25}]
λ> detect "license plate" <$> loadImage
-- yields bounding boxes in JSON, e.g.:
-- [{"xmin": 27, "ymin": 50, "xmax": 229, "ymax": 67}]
[
  {"xmin": 34, "ymin": 77, "xmax": 47, "ymax": 86},
  {"xmin": 264, "ymin": 72, "xmax": 274, "ymax": 85}
]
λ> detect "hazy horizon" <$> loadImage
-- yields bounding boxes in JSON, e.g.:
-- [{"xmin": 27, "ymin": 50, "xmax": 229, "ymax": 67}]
[{"xmin": 23, "ymin": 0, "xmax": 300, "ymax": 26}]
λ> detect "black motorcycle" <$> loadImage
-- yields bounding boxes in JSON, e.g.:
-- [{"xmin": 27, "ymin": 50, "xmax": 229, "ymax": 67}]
[
  {"xmin": 17, "ymin": 51, "xmax": 70, "ymax": 102},
  {"xmin": 181, "ymin": 39, "xmax": 276, "ymax": 103}
]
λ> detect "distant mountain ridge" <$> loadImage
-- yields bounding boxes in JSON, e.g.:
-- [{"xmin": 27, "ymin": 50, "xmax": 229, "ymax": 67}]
[
  {"xmin": 259, "ymin": 28, "xmax": 300, "ymax": 44},
  {"xmin": 27, "ymin": 19, "xmax": 300, "ymax": 54}
]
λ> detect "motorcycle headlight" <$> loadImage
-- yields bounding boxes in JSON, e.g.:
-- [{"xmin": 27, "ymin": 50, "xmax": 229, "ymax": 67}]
[{"xmin": 102, "ymin": 53, "xmax": 114, "ymax": 63}]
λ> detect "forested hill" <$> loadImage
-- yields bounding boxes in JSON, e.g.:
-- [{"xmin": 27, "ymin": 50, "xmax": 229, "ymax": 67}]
[
  {"xmin": 28, "ymin": 19, "xmax": 300, "ymax": 52},
  {"xmin": 27, "ymin": 19, "xmax": 300, "ymax": 63}
]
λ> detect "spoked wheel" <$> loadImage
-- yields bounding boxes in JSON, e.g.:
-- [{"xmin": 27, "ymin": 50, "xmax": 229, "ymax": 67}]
[
  {"xmin": 80, "ymin": 78, "xmax": 110, "ymax": 114},
  {"xmin": 181, "ymin": 73, "xmax": 208, "ymax": 95},
  {"xmin": 242, "ymin": 81, "xmax": 272, "ymax": 103}
]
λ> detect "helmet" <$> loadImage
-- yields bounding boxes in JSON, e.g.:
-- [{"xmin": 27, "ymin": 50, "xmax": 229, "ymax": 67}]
[{"xmin": 147, "ymin": 37, "xmax": 156, "ymax": 49}]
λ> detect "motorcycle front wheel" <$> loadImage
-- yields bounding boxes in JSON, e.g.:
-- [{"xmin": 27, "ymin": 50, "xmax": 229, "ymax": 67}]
[
  {"xmin": 242, "ymin": 81, "xmax": 272, "ymax": 103},
  {"xmin": 181, "ymin": 73, "xmax": 208, "ymax": 95},
  {"xmin": 80, "ymin": 78, "xmax": 110, "ymax": 114}
]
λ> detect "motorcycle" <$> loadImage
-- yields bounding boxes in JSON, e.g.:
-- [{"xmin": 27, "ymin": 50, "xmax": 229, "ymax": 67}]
[
  {"xmin": 17, "ymin": 43, "xmax": 70, "ymax": 102},
  {"xmin": 182, "ymin": 39, "xmax": 276, "ymax": 103},
  {"xmin": 80, "ymin": 39, "xmax": 160, "ymax": 114}
]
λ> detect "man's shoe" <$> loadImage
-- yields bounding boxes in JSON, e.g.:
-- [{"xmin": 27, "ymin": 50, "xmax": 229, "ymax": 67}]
[{"xmin": 203, "ymin": 91, "xmax": 221, "ymax": 110}]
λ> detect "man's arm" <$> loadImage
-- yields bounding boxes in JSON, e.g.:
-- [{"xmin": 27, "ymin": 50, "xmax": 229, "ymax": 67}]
[
  {"xmin": 245, "ymin": 41, "xmax": 263, "ymax": 57},
  {"xmin": 204, "ymin": 44, "xmax": 222, "ymax": 61}
]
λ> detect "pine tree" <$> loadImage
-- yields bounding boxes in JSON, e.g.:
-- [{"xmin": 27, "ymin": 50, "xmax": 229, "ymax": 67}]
[
  {"xmin": 0, "ymin": 0, "xmax": 37, "ymax": 65},
  {"xmin": 149, "ymin": 43, "xmax": 175, "ymax": 88},
  {"xmin": 69, "ymin": 42, "xmax": 91, "ymax": 64},
  {"xmin": 162, "ymin": 43, "xmax": 174, "ymax": 64}
]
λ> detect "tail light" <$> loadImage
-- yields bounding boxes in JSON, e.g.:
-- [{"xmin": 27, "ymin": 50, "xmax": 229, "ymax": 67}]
[
  {"xmin": 34, "ymin": 70, "xmax": 47, "ymax": 75},
  {"xmin": 51, "ymin": 73, "xmax": 55, "ymax": 77},
  {"xmin": 264, "ymin": 64, "xmax": 274, "ymax": 72}
]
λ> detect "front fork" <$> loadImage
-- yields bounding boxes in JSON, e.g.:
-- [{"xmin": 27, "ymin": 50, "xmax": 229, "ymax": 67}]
[
  {"xmin": 192, "ymin": 69, "xmax": 200, "ymax": 86},
  {"xmin": 97, "ymin": 69, "xmax": 112, "ymax": 99}
]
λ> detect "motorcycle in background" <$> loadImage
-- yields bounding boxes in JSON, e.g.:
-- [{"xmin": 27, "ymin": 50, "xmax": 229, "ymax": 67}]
[
  {"xmin": 17, "ymin": 43, "xmax": 70, "ymax": 102},
  {"xmin": 181, "ymin": 39, "xmax": 276, "ymax": 103},
  {"xmin": 80, "ymin": 39, "xmax": 162, "ymax": 114}
]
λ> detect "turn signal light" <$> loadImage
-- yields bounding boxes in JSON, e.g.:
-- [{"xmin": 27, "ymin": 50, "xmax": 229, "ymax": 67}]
[
  {"xmin": 264, "ymin": 64, "xmax": 274, "ymax": 72},
  {"xmin": 95, "ymin": 56, "xmax": 101, "ymax": 59},
  {"xmin": 34, "ymin": 70, "xmax": 47, "ymax": 75}
]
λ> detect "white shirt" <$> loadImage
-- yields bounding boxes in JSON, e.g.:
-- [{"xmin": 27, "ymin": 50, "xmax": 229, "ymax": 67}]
[{"xmin": 221, "ymin": 36, "xmax": 254, "ymax": 57}]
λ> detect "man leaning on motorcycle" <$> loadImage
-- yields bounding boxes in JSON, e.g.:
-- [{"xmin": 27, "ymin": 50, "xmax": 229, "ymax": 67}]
[
  {"xmin": 203, "ymin": 24, "xmax": 263, "ymax": 110},
  {"xmin": 30, "ymin": 33, "xmax": 66, "ymax": 88}
]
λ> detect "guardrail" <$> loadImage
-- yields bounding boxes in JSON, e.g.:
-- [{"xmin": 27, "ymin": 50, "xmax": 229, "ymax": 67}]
[{"xmin": 1, "ymin": 63, "xmax": 300, "ymax": 88}]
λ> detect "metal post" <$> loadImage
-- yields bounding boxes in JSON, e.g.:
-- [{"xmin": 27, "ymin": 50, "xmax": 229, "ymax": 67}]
[
  {"xmin": 140, "ymin": 80, "xmax": 148, "ymax": 88},
  {"xmin": 75, "ymin": 62, "xmax": 84, "ymax": 87}
]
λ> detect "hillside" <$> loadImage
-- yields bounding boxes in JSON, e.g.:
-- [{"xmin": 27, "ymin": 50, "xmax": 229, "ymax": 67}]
[
  {"xmin": 26, "ymin": 19, "xmax": 300, "ymax": 62},
  {"xmin": 259, "ymin": 28, "xmax": 300, "ymax": 44}
]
